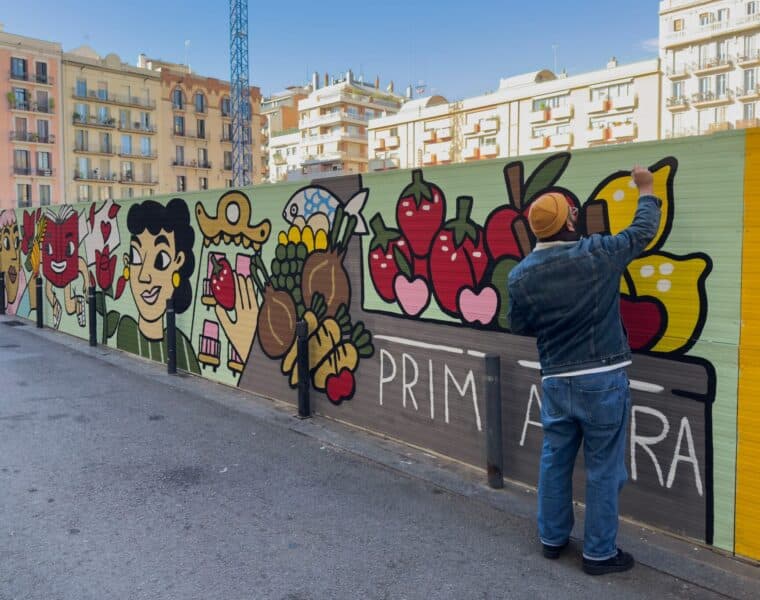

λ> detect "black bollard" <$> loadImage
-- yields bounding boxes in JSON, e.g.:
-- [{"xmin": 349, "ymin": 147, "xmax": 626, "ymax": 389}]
[
  {"xmin": 485, "ymin": 353, "xmax": 504, "ymax": 489},
  {"xmin": 0, "ymin": 272, "xmax": 5, "ymax": 315},
  {"xmin": 88, "ymin": 286, "xmax": 97, "ymax": 347},
  {"xmin": 35, "ymin": 277, "xmax": 43, "ymax": 328},
  {"xmin": 296, "ymin": 320, "xmax": 311, "ymax": 418},
  {"xmin": 166, "ymin": 298, "xmax": 176, "ymax": 374}
]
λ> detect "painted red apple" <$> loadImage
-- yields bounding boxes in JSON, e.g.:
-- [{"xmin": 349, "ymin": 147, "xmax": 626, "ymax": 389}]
[{"xmin": 326, "ymin": 368, "xmax": 355, "ymax": 404}]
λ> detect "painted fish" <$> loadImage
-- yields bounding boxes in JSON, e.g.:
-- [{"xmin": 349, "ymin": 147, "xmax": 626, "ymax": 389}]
[{"xmin": 283, "ymin": 186, "xmax": 368, "ymax": 234}]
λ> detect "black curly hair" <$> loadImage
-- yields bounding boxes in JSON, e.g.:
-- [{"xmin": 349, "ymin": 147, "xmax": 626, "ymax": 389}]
[{"xmin": 126, "ymin": 198, "xmax": 195, "ymax": 314}]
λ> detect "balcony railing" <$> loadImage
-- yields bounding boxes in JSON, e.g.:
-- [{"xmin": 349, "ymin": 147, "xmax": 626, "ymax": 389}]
[
  {"xmin": 73, "ymin": 114, "xmax": 115, "ymax": 128},
  {"xmin": 691, "ymin": 90, "xmax": 733, "ymax": 105},
  {"xmin": 9, "ymin": 99, "xmax": 54, "ymax": 113},
  {"xmin": 119, "ymin": 122, "xmax": 157, "ymax": 134},
  {"xmin": 119, "ymin": 174, "xmax": 158, "ymax": 185},
  {"xmin": 10, "ymin": 72, "xmax": 54, "ymax": 85},
  {"xmin": 736, "ymin": 118, "xmax": 760, "ymax": 129},
  {"xmin": 118, "ymin": 149, "xmax": 157, "ymax": 159},
  {"xmin": 74, "ymin": 170, "xmax": 118, "ymax": 182},
  {"xmin": 737, "ymin": 50, "xmax": 760, "ymax": 66},
  {"xmin": 9, "ymin": 131, "xmax": 56, "ymax": 144},
  {"xmin": 172, "ymin": 160, "xmax": 212, "ymax": 169},
  {"xmin": 13, "ymin": 167, "xmax": 31, "ymax": 176},
  {"xmin": 36, "ymin": 168, "xmax": 54, "ymax": 177},
  {"xmin": 666, "ymin": 65, "xmax": 690, "ymax": 79},
  {"xmin": 666, "ymin": 95, "xmax": 689, "ymax": 109},
  {"xmin": 74, "ymin": 144, "xmax": 113, "ymax": 155},
  {"xmin": 735, "ymin": 85, "xmax": 760, "ymax": 100},
  {"xmin": 72, "ymin": 88, "xmax": 156, "ymax": 109},
  {"xmin": 693, "ymin": 57, "xmax": 732, "ymax": 74}
]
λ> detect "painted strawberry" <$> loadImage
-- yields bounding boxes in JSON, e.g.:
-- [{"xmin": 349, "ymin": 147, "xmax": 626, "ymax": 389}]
[
  {"xmin": 396, "ymin": 169, "xmax": 446, "ymax": 259},
  {"xmin": 210, "ymin": 255, "xmax": 235, "ymax": 310},
  {"xmin": 368, "ymin": 213, "xmax": 411, "ymax": 303},
  {"xmin": 429, "ymin": 196, "xmax": 490, "ymax": 318}
]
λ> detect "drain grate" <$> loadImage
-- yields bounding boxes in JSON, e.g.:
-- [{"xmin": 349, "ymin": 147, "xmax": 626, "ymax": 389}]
[{"xmin": 1, "ymin": 321, "xmax": 26, "ymax": 327}]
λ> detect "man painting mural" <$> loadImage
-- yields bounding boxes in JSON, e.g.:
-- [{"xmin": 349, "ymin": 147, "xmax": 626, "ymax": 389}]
[
  {"xmin": 0, "ymin": 211, "xmax": 31, "ymax": 317},
  {"xmin": 507, "ymin": 167, "xmax": 661, "ymax": 575}
]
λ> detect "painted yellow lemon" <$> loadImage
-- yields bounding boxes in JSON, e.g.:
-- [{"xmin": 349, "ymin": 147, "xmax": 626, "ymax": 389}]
[
  {"xmin": 588, "ymin": 158, "xmax": 675, "ymax": 253},
  {"xmin": 626, "ymin": 253, "xmax": 710, "ymax": 353}
]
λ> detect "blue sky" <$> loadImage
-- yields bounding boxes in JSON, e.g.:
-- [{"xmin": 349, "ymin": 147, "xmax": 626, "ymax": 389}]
[{"xmin": 2, "ymin": 0, "xmax": 662, "ymax": 100}]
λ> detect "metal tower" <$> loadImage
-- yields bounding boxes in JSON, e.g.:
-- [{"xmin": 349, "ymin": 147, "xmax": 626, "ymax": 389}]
[{"xmin": 230, "ymin": 0, "xmax": 251, "ymax": 187}]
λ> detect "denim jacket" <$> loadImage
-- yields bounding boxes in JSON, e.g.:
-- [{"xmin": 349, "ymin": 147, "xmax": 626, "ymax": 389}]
[{"xmin": 507, "ymin": 195, "xmax": 661, "ymax": 376}]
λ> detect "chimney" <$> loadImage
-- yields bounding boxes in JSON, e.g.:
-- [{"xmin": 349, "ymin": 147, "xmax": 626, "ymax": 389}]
[
  {"xmin": 346, "ymin": 69, "xmax": 353, "ymax": 83},
  {"xmin": 405, "ymin": 84, "xmax": 413, "ymax": 99},
  {"xmin": 607, "ymin": 56, "xmax": 618, "ymax": 69},
  {"xmin": 375, "ymin": 75, "xmax": 380, "ymax": 89},
  {"xmin": 137, "ymin": 53, "xmax": 147, "ymax": 68},
  {"xmin": 324, "ymin": 72, "xmax": 329, "ymax": 87},
  {"xmin": 311, "ymin": 71, "xmax": 319, "ymax": 90},
  {"xmin": 387, "ymin": 80, "xmax": 394, "ymax": 93}
]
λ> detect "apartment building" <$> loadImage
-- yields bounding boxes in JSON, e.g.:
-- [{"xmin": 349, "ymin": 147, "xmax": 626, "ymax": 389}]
[
  {"xmin": 268, "ymin": 130, "xmax": 301, "ymax": 183},
  {"xmin": 62, "ymin": 47, "xmax": 161, "ymax": 204},
  {"xmin": 140, "ymin": 55, "xmax": 264, "ymax": 191},
  {"xmin": 297, "ymin": 71, "xmax": 405, "ymax": 178},
  {"xmin": 262, "ymin": 86, "xmax": 308, "ymax": 182},
  {"xmin": 369, "ymin": 59, "xmax": 661, "ymax": 170},
  {"xmin": 660, "ymin": 0, "xmax": 760, "ymax": 136},
  {"xmin": 0, "ymin": 29, "xmax": 63, "ymax": 210}
]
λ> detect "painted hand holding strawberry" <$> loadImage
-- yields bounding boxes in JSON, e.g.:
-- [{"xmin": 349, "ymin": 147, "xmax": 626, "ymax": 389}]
[{"xmin": 210, "ymin": 254, "xmax": 236, "ymax": 310}]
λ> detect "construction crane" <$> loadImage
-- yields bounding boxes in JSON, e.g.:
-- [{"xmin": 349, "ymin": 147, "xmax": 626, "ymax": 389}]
[{"xmin": 229, "ymin": 0, "xmax": 251, "ymax": 187}]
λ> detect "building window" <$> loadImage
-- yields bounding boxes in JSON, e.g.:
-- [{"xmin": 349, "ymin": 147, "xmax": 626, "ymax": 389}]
[
  {"xmin": 199, "ymin": 177, "xmax": 208, "ymax": 190},
  {"xmin": 699, "ymin": 76, "xmax": 712, "ymax": 95},
  {"xmin": 716, "ymin": 73, "xmax": 728, "ymax": 96},
  {"xmin": 37, "ymin": 120, "xmax": 50, "ymax": 141},
  {"xmin": 673, "ymin": 18, "xmax": 684, "ymax": 31},
  {"xmin": 172, "ymin": 87, "xmax": 184, "ymax": 109},
  {"xmin": 175, "ymin": 146, "xmax": 185, "ymax": 165},
  {"xmin": 224, "ymin": 151, "xmax": 232, "ymax": 170},
  {"xmin": 98, "ymin": 106, "xmax": 110, "ymax": 124},
  {"xmin": 14, "ymin": 149, "xmax": 30, "ymax": 175},
  {"xmin": 197, "ymin": 119, "xmax": 206, "ymax": 139},
  {"xmin": 76, "ymin": 78, "xmax": 87, "ymax": 97},
  {"xmin": 177, "ymin": 175, "xmax": 186, "ymax": 192},
  {"xmin": 121, "ymin": 134, "xmax": 132, "ymax": 155},
  {"xmin": 10, "ymin": 57, "xmax": 28, "ymax": 80},
  {"xmin": 39, "ymin": 185, "xmax": 51, "ymax": 206},
  {"xmin": 716, "ymin": 40, "xmax": 728, "ymax": 61},
  {"xmin": 198, "ymin": 148, "xmax": 208, "ymax": 167},
  {"xmin": 744, "ymin": 103, "xmax": 756, "ymax": 120},
  {"xmin": 37, "ymin": 151, "xmax": 51, "ymax": 175},
  {"xmin": 174, "ymin": 116, "xmax": 185, "ymax": 136},
  {"xmin": 100, "ymin": 186, "xmax": 112, "ymax": 201},
  {"xmin": 17, "ymin": 184, "xmax": 32, "ymax": 207},
  {"xmin": 221, "ymin": 96, "xmax": 231, "ymax": 117},
  {"xmin": 97, "ymin": 82, "xmax": 108, "ymax": 101},
  {"xmin": 78, "ymin": 184, "xmax": 90, "ymax": 202},
  {"xmin": 749, "ymin": 2, "xmax": 758, "ymax": 16},
  {"xmin": 140, "ymin": 112, "xmax": 151, "ymax": 130},
  {"xmin": 699, "ymin": 13, "xmax": 713, "ymax": 26},
  {"xmin": 75, "ymin": 102, "xmax": 88, "ymax": 121},
  {"xmin": 225, "ymin": 179, "xmax": 233, "ymax": 188},
  {"xmin": 195, "ymin": 92, "xmax": 206, "ymax": 113},
  {"xmin": 717, "ymin": 8, "xmax": 729, "ymax": 21},
  {"xmin": 745, "ymin": 68, "xmax": 756, "ymax": 91},
  {"xmin": 141, "ymin": 137, "xmax": 152, "ymax": 157}
]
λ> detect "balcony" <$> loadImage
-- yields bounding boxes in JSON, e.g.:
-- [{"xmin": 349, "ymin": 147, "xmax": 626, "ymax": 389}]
[
  {"xmin": 221, "ymin": 136, "xmax": 233, "ymax": 143},
  {"xmin": 610, "ymin": 95, "xmax": 637, "ymax": 110},
  {"xmin": 437, "ymin": 127, "xmax": 452, "ymax": 141},
  {"xmin": 463, "ymin": 121, "xmax": 480, "ymax": 135},
  {"xmin": 707, "ymin": 121, "xmax": 733, "ymax": 133},
  {"xmin": 693, "ymin": 57, "xmax": 732, "ymax": 75},
  {"xmin": 737, "ymin": 51, "xmax": 760, "ymax": 67},
  {"xmin": 422, "ymin": 152, "xmax": 437, "ymax": 165},
  {"xmin": 118, "ymin": 149, "xmax": 157, "ymax": 159},
  {"xmin": 610, "ymin": 123, "xmax": 637, "ymax": 140},
  {"xmin": 438, "ymin": 150, "xmax": 451, "ymax": 163},
  {"xmin": 529, "ymin": 109, "xmax": 549, "ymax": 124},
  {"xmin": 172, "ymin": 160, "xmax": 212, "ymax": 170},
  {"xmin": 666, "ymin": 96, "xmax": 689, "ymax": 110},
  {"xmin": 665, "ymin": 128, "xmax": 696, "ymax": 139},
  {"xmin": 587, "ymin": 98, "xmax": 609, "ymax": 114},
  {"xmin": 666, "ymin": 65, "xmax": 690, "ymax": 80},
  {"xmin": 423, "ymin": 129, "xmax": 437, "ymax": 143},
  {"xmin": 691, "ymin": 90, "xmax": 733, "ymax": 107},
  {"xmin": 736, "ymin": 86, "xmax": 760, "ymax": 101},
  {"xmin": 9, "ymin": 131, "xmax": 55, "ymax": 144},
  {"xmin": 481, "ymin": 144, "xmax": 499, "ymax": 157},
  {"xmin": 73, "ymin": 114, "xmax": 115, "ymax": 129},
  {"xmin": 10, "ymin": 71, "xmax": 55, "ymax": 86},
  {"xmin": 71, "ymin": 88, "xmax": 156, "ymax": 109},
  {"xmin": 9, "ymin": 99, "xmax": 54, "ymax": 114},
  {"xmin": 172, "ymin": 103, "xmax": 186, "ymax": 112},
  {"xmin": 118, "ymin": 122, "xmax": 157, "ymax": 134},
  {"xmin": 13, "ymin": 167, "xmax": 31, "ymax": 176},
  {"xmin": 35, "ymin": 168, "xmax": 54, "ymax": 177},
  {"xmin": 736, "ymin": 118, "xmax": 760, "ymax": 129},
  {"xmin": 119, "ymin": 173, "xmax": 158, "ymax": 185},
  {"xmin": 587, "ymin": 127, "xmax": 609, "ymax": 143},
  {"xmin": 481, "ymin": 118, "xmax": 499, "ymax": 132},
  {"xmin": 74, "ymin": 170, "xmax": 118, "ymax": 182},
  {"xmin": 551, "ymin": 105, "xmax": 573, "ymax": 120},
  {"xmin": 171, "ymin": 129, "xmax": 187, "ymax": 138},
  {"xmin": 551, "ymin": 133, "xmax": 573, "ymax": 147},
  {"xmin": 74, "ymin": 144, "xmax": 114, "ymax": 156},
  {"xmin": 369, "ymin": 157, "xmax": 400, "ymax": 171},
  {"xmin": 530, "ymin": 136, "xmax": 548, "ymax": 150},
  {"xmin": 463, "ymin": 146, "xmax": 480, "ymax": 160},
  {"xmin": 373, "ymin": 138, "xmax": 386, "ymax": 151},
  {"xmin": 386, "ymin": 135, "xmax": 400, "ymax": 148}
]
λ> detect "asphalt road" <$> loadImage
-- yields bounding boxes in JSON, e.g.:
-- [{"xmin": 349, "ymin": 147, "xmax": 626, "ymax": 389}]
[{"xmin": 0, "ymin": 318, "xmax": 751, "ymax": 600}]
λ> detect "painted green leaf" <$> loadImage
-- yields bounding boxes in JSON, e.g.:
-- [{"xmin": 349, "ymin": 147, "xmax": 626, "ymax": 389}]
[
  {"xmin": 106, "ymin": 311, "xmax": 120, "ymax": 339},
  {"xmin": 490, "ymin": 258, "xmax": 519, "ymax": 330},
  {"xmin": 523, "ymin": 153, "xmax": 571, "ymax": 204},
  {"xmin": 95, "ymin": 291, "xmax": 105, "ymax": 316}
]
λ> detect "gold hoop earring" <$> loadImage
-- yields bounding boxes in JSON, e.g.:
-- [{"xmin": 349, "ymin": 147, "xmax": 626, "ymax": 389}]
[
  {"xmin": 172, "ymin": 271, "xmax": 180, "ymax": 288},
  {"xmin": 123, "ymin": 266, "xmax": 130, "ymax": 281}
]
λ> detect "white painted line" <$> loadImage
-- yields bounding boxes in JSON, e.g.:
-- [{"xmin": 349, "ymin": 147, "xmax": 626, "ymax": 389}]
[
  {"xmin": 374, "ymin": 335, "xmax": 465, "ymax": 355},
  {"xmin": 517, "ymin": 360, "xmax": 664, "ymax": 394},
  {"xmin": 519, "ymin": 360, "xmax": 541, "ymax": 370},
  {"xmin": 467, "ymin": 350, "xmax": 486, "ymax": 357}
]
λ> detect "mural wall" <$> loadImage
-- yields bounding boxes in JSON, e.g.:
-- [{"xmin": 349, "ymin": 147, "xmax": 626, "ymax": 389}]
[{"xmin": 2, "ymin": 130, "xmax": 758, "ymax": 560}]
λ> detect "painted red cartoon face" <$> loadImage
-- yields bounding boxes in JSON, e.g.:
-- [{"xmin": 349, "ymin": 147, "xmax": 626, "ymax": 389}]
[{"xmin": 43, "ymin": 213, "xmax": 79, "ymax": 288}]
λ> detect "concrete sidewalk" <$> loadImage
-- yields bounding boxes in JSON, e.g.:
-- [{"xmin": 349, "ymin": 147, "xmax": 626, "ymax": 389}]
[{"xmin": 1, "ymin": 314, "xmax": 758, "ymax": 600}]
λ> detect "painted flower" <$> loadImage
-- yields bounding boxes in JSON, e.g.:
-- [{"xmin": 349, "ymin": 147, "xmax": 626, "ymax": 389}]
[{"xmin": 95, "ymin": 244, "xmax": 117, "ymax": 291}]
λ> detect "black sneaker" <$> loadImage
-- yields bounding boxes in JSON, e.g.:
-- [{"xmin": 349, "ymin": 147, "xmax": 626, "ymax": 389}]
[
  {"xmin": 582, "ymin": 549, "xmax": 635, "ymax": 575},
  {"xmin": 542, "ymin": 540, "xmax": 569, "ymax": 559}
]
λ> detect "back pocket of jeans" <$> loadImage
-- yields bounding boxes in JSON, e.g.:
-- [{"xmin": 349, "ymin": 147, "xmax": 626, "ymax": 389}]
[{"xmin": 579, "ymin": 385, "xmax": 626, "ymax": 428}]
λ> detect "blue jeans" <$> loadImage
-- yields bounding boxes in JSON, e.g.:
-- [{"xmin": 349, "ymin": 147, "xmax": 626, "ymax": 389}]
[{"xmin": 537, "ymin": 368, "xmax": 630, "ymax": 561}]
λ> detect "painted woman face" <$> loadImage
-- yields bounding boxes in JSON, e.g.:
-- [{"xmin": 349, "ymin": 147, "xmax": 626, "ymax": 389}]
[
  {"xmin": 126, "ymin": 229, "xmax": 186, "ymax": 324},
  {"xmin": 0, "ymin": 218, "xmax": 21, "ymax": 303},
  {"xmin": 43, "ymin": 214, "xmax": 80, "ymax": 288}
]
